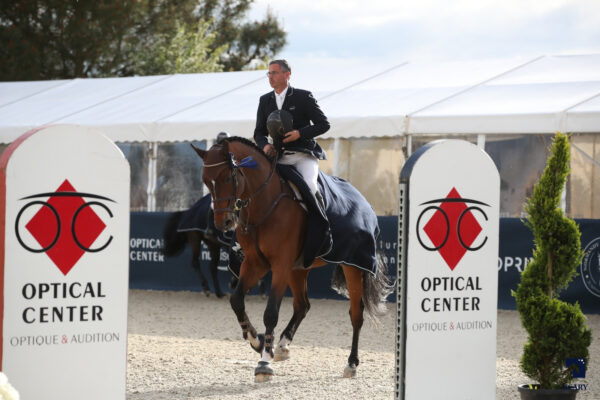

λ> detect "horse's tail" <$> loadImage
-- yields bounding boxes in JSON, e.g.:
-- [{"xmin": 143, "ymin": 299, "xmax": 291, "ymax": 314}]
[
  {"xmin": 331, "ymin": 253, "xmax": 393, "ymax": 323},
  {"xmin": 363, "ymin": 253, "xmax": 394, "ymax": 319},
  {"xmin": 162, "ymin": 211, "xmax": 187, "ymax": 257}
]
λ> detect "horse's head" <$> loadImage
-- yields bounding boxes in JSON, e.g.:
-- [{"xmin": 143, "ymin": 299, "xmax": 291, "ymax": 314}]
[{"xmin": 191, "ymin": 141, "xmax": 247, "ymax": 231}]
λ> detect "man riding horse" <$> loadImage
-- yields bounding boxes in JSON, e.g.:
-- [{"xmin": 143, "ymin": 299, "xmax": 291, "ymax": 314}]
[
  {"xmin": 191, "ymin": 60, "xmax": 390, "ymax": 383},
  {"xmin": 254, "ymin": 59, "xmax": 329, "ymax": 216}
]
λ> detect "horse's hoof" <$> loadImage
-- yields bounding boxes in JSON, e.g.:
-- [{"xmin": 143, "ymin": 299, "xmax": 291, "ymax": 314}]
[
  {"xmin": 254, "ymin": 373, "xmax": 272, "ymax": 383},
  {"xmin": 254, "ymin": 361, "xmax": 273, "ymax": 382},
  {"xmin": 343, "ymin": 364, "xmax": 357, "ymax": 378},
  {"xmin": 250, "ymin": 333, "xmax": 265, "ymax": 354},
  {"xmin": 273, "ymin": 345, "xmax": 290, "ymax": 362}
]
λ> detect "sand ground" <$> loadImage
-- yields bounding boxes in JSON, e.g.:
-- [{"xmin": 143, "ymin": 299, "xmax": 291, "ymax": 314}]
[{"xmin": 126, "ymin": 289, "xmax": 599, "ymax": 399}]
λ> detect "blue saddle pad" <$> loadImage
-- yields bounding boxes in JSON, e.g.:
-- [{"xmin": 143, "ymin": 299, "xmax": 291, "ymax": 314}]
[{"xmin": 277, "ymin": 165, "xmax": 379, "ymax": 275}]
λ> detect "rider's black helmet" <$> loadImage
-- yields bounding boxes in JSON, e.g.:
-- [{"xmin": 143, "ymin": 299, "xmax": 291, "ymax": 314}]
[
  {"xmin": 216, "ymin": 131, "xmax": 229, "ymax": 144},
  {"xmin": 266, "ymin": 110, "xmax": 293, "ymax": 143}
]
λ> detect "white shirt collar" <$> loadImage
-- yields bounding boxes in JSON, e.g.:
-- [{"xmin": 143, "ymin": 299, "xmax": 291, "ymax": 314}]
[{"xmin": 274, "ymin": 86, "xmax": 289, "ymax": 110}]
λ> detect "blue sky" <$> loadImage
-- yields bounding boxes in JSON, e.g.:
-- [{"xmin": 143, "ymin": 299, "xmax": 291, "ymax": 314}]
[{"xmin": 249, "ymin": 0, "xmax": 600, "ymax": 69}]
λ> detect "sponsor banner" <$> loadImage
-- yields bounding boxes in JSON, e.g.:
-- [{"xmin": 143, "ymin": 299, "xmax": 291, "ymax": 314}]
[
  {"xmin": 399, "ymin": 140, "xmax": 499, "ymax": 400},
  {"xmin": 129, "ymin": 212, "xmax": 238, "ymax": 293},
  {"xmin": 497, "ymin": 218, "xmax": 600, "ymax": 313},
  {"xmin": 129, "ymin": 212, "xmax": 398, "ymax": 300},
  {"xmin": 0, "ymin": 125, "xmax": 129, "ymax": 400},
  {"xmin": 129, "ymin": 213, "xmax": 600, "ymax": 313}
]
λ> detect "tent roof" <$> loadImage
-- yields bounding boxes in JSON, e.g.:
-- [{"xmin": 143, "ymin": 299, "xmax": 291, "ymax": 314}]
[{"xmin": 1, "ymin": 54, "xmax": 599, "ymax": 143}]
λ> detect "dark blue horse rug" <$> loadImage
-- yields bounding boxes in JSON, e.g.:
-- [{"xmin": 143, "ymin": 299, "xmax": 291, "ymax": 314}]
[
  {"xmin": 176, "ymin": 193, "xmax": 233, "ymax": 246},
  {"xmin": 277, "ymin": 165, "xmax": 379, "ymax": 275}
]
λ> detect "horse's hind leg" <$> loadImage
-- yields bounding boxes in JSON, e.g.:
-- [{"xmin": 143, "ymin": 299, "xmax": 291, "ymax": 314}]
[
  {"xmin": 208, "ymin": 243, "xmax": 225, "ymax": 298},
  {"xmin": 274, "ymin": 268, "xmax": 310, "ymax": 362},
  {"xmin": 342, "ymin": 264, "xmax": 364, "ymax": 378}
]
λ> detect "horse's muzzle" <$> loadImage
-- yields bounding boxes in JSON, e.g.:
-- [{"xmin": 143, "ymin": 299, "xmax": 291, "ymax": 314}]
[{"xmin": 218, "ymin": 212, "xmax": 238, "ymax": 232}]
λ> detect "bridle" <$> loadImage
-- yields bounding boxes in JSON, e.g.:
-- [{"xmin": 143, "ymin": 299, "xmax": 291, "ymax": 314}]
[
  {"xmin": 203, "ymin": 142, "xmax": 294, "ymax": 269},
  {"xmin": 204, "ymin": 148, "xmax": 284, "ymax": 229}
]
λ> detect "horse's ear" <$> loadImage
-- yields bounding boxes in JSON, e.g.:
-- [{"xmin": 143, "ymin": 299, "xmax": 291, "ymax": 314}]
[{"xmin": 190, "ymin": 143, "xmax": 206, "ymax": 158}]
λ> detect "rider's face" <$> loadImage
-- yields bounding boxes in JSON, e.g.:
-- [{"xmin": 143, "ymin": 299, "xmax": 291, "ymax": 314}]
[{"xmin": 268, "ymin": 64, "xmax": 290, "ymax": 93}]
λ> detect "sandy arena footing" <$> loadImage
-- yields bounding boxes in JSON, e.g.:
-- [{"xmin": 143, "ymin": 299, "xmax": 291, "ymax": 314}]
[{"xmin": 127, "ymin": 289, "xmax": 599, "ymax": 400}]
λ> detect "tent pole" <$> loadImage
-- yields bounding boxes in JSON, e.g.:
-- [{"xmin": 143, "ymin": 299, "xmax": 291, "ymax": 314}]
[
  {"xmin": 147, "ymin": 141, "xmax": 158, "ymax": 211},
  {"xmin": 477, "ymin": 134, "xmax": 486, "ymax": 149}
]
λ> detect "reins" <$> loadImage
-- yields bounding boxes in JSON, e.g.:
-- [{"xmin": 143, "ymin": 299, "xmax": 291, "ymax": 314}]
[
  {"xmin": 205, "ymin": 143, "xmax": 295, "ymax": 271},
  {"xmin": 202, "ymin": 160, "xmax": 229, "ymax": 168},
  {"xmin": 204, "ymin": 145, "xmax": 290, "ymax": 230},
  {"xmin": 237, "ymin": 154, "xmax": 279, "ymax": 212}
]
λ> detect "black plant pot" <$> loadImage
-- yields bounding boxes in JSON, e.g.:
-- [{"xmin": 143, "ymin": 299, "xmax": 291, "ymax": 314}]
[{"xmin": 518, "ymin": 384, "xmax": 578, "ymax": 400}]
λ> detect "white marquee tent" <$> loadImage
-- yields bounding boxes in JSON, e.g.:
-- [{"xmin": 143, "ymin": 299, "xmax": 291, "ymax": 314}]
[
  {"xmin": 1, "ymin": 54, "xmax": 599, "ymax": 144},
  {"xmin": 1, "ymin": 54, "xmax": 598, "ymax": 215}
]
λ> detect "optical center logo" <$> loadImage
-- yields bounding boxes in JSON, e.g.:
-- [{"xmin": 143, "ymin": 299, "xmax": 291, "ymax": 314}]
[
  {"xmin": 15, "ymin": 179, "xmax": 114, "ymax": 275},
  {"xmin": 417, "ymin": 187, "xmax": 489, "ymax": 270}
]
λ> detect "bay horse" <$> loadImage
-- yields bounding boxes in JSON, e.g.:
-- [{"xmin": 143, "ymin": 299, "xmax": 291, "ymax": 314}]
[{"xmin": 191, "ymin": 137, "xmax": 391, "ymax": 382}]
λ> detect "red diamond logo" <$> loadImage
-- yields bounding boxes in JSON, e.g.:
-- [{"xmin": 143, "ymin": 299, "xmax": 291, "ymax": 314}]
[
  {"xmin": 423, "ymin": 188, "xmax": 482, "ymax": 270},
  {"xmin": 25, "ymin": 180, "xmax": 106, "ymax": 275}
]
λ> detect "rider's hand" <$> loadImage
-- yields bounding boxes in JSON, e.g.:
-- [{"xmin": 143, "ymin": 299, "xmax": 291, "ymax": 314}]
[
  {"xmin": 282, "ymin": 130, "xmax": 300, "ymax": 143},
  {"xmin": 263, "ymin": 144, "xmax": 276, "ymax": 157}
]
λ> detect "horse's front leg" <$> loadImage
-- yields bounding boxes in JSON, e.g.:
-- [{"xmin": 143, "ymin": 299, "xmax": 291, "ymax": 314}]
[
  {"xmin": 255, "ymin": 267, "xmax": 290, "ymax": 382},
  {"xmin": 229, "ymin": 259, "xmax": 267, "ymax": 353}
]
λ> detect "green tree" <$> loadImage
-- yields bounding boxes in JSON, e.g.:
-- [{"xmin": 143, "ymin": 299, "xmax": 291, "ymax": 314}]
[
  {"xmin": 0, "ymin": 0, "xmax": 138, "ymax": 80},
  {"xmin": 196, "ymin": 2, "xmax": 286, "ymax": 71},
  {"xmin": 514, "ymin": 132, "xmax": 592, "ymax": 389},
  {"xmin": 0, "ymin": 0, "xmax": 286, "ymax": 80},
  {"xmin": 133, "ymin": 22, "xmax": 226, "ymax": 75}
]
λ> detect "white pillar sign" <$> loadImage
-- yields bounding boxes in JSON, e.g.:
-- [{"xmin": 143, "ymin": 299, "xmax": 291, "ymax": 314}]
[
  {"xmin": 0, "ymin": 125, "xmax": 130, "ymax": 399},
  {"xmin": 396, "ymin": 140, "xmax": 499, "ymax": 400}
]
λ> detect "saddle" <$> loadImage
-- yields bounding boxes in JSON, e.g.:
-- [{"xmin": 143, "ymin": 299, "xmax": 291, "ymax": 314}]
[
  {"xmin": 277, "ymin": 164, "xmax": 332, "ymax": 265},
  {"xmin": 277, "ymin": 165, "xmax": 379, "ymax": 274}
]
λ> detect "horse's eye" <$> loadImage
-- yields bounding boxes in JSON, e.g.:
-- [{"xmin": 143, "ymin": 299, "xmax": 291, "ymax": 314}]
[{"xmin": 224, "ymin": 176, "xmax": 231, "ymax": 183}]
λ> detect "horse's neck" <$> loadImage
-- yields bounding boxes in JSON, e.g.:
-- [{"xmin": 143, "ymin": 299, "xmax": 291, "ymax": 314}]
[{"xmin": 232, "ymin": 143, "xmax": 281, "ymax": 203}]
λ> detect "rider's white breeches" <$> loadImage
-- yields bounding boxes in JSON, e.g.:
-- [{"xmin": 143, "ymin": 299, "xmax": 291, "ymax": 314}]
[{"xmin": 278, "ymin": 151, "xmax": 319, "ymax": 194}]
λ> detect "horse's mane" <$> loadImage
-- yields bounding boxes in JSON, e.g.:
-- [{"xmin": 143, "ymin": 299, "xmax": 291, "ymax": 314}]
[{"xmin": 225, "ymin": 136, "xmax": 272, "ymax": 162}]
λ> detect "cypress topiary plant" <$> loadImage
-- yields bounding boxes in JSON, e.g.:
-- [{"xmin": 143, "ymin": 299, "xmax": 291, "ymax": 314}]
[{"xmin": 514, "ymin": 132, "xmax": 592, "ymax": 390}]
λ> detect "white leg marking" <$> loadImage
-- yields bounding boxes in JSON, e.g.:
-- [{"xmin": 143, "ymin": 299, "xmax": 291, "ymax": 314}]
[
  {"xmin": 261, "ymin": 348, "xmax": 274, "ymax": 363},
  {"xmin": 248, "ymin": 333, "xmax": 260, "ymax": 349},
  {"xmin": 274, "ymin": 337, "xmax": 291, "ymax": 362}
]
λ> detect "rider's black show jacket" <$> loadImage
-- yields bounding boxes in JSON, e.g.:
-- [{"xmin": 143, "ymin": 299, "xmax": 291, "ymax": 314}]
[{"xmin": 254, "ymin": 86, "xmax": 330, "ymax": 160}]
